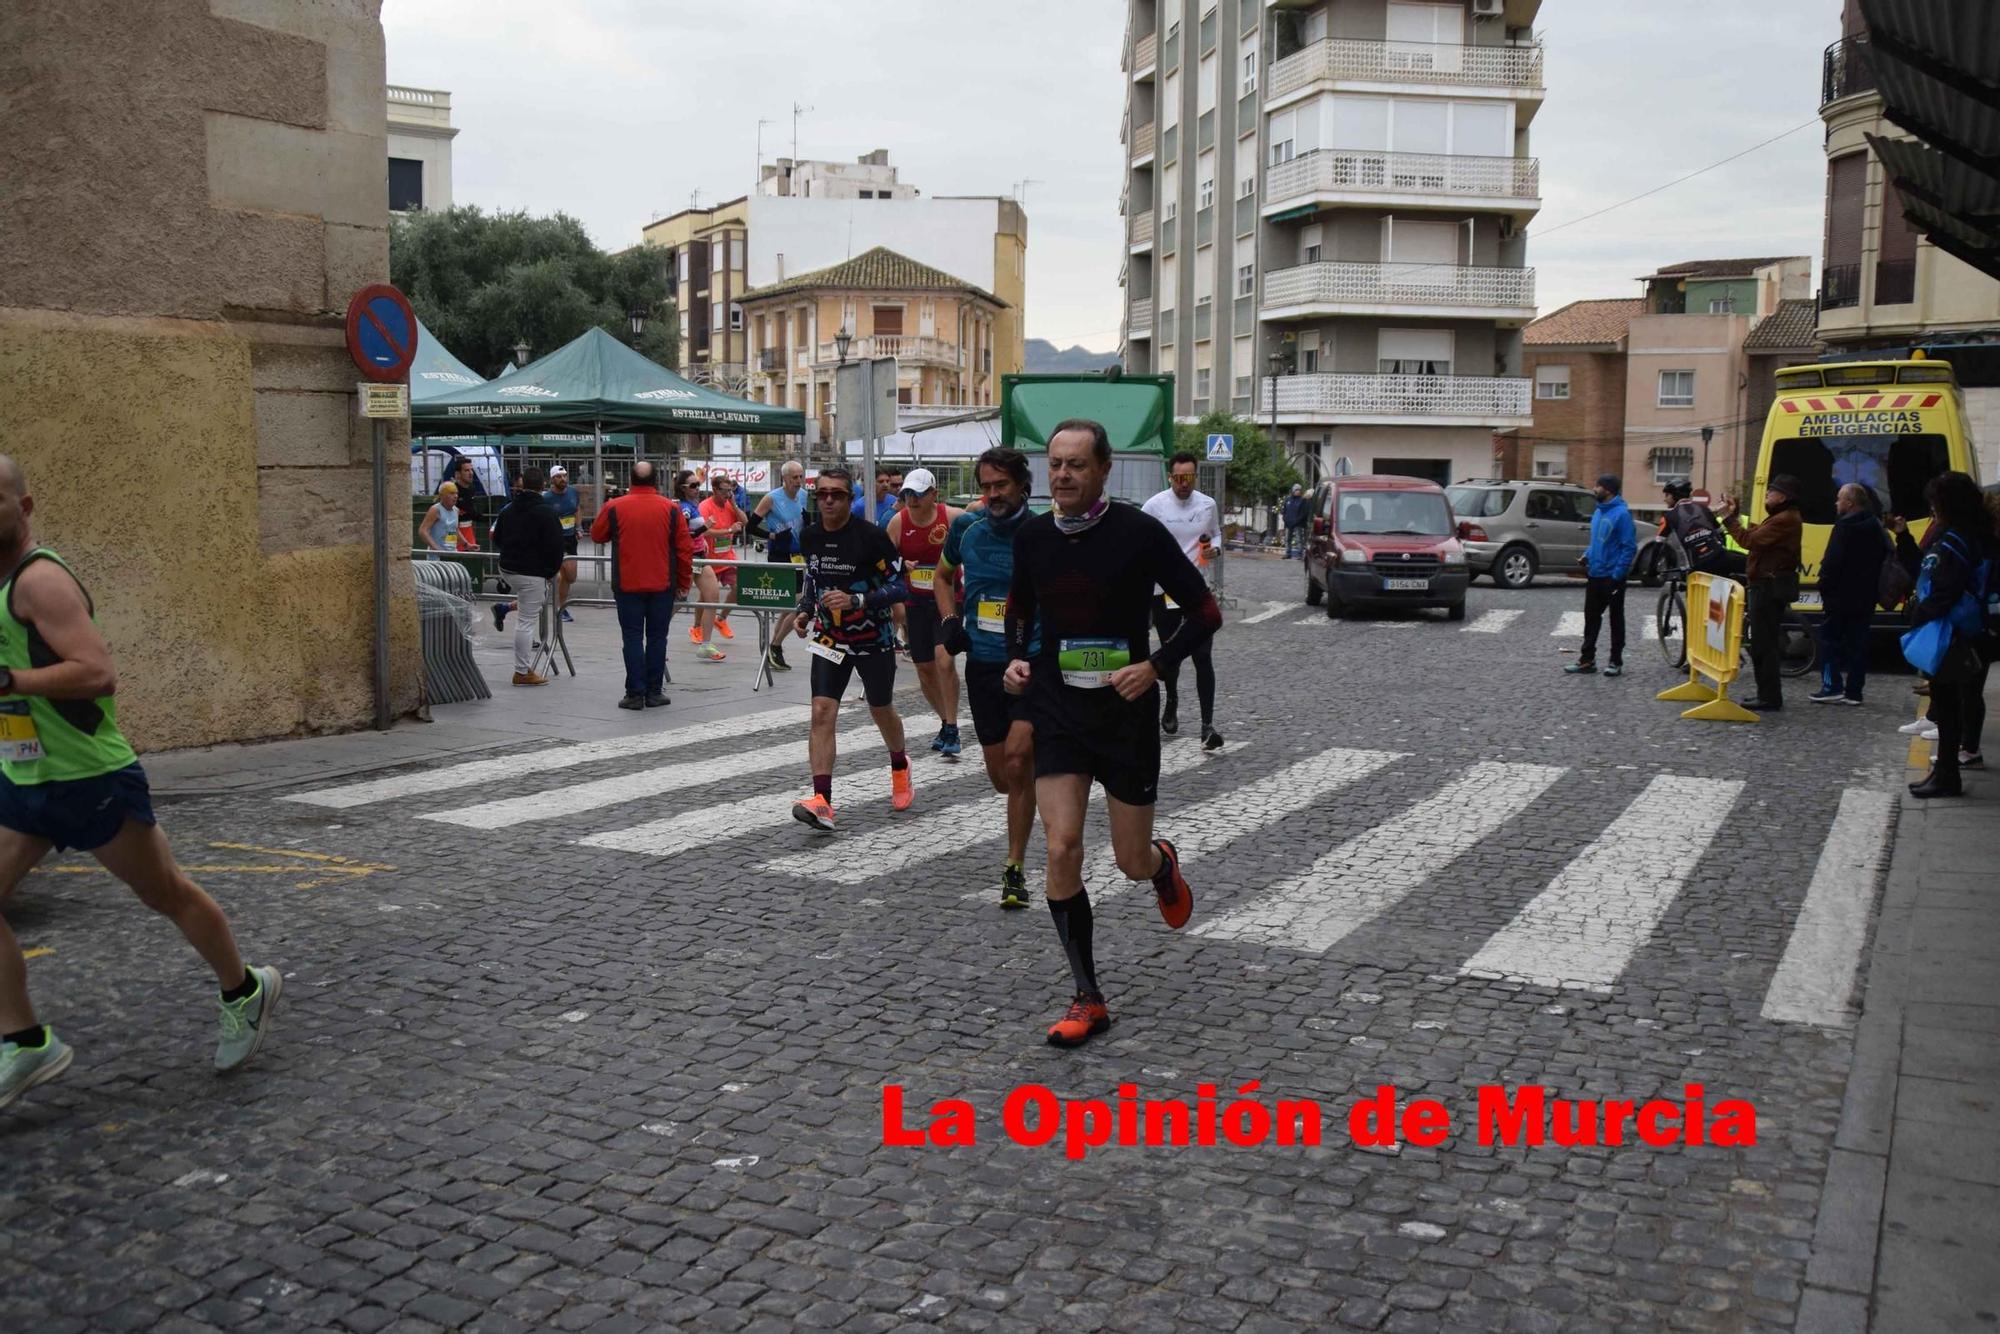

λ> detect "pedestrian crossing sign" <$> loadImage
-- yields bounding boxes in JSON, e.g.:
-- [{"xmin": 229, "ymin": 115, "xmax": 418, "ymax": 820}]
[{"xmin": 1206, "ymin": 433, "xmax": 1234, "ymax": 462}]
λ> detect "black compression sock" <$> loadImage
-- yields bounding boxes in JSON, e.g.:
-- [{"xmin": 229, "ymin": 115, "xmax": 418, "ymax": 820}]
[
  {"xmin": 1048, "ymin": 891, "xmax": 1099, "ymax": 995},
  {"xmin": 3, "ymin": 1025, "xmax": 46, "ymax": 1048},
  {"xmin": 220, "ymin": 971, "xmax": 258, "ymax": 1003}
]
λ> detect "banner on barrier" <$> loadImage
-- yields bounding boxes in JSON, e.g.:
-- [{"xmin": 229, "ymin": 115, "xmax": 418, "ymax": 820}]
[{"xmin": 736, "ymin": 563, "xmax": 801, "ymax": 610}]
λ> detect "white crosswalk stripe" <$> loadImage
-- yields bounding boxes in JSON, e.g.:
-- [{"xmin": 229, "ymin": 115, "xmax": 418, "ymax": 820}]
[
  {"xmin": 1240, "ymin": 601, "xmax": 1295, "ymax": 625},
  {"xmin": 421, "ymin": 720, "xmax": 883, "ymax": 829},
  {"xmin": 1552, "ymin": 611, "xmax": 1586, "ymax": 637},
  {"xmin": 282, "ymin": 704, "xmax": 812, "ymax": 809},
  {"xmin": 1194, "ymin": 762, "xmax": 1566, "ymax": 953},
  {"xmin": 1761, "ymin": 789, "xmax": 1894, "ymax": 1026},
  {"xmin": 1463, "ymin": 609, "xmax": 1524, "ymax": 634},
  {"xmin": 1086, "ymin": 745, "xmax": 1406, "ymax": 901},
  {"xmin": 1290, "ymin": 614, "xmax": 1325, "ymax": 627},
  {"xmin": 1460, "ymin": 775, "xmax": 1744, "ymax": 991}
]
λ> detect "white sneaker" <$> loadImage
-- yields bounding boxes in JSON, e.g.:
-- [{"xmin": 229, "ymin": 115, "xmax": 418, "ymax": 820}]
[
  {"xmin": 1897, "ymin": 718, "xmax": 1934, "ymax": 735},
  {"xmin": 1922, "ymin": 727, "xmax": 1939, "ymax": 741}
]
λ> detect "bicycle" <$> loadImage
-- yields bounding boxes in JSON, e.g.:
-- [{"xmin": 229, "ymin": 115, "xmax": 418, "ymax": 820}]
[{"xmin": 1656, "ymin": 569, "xmax": 1816, "ymax": 678}]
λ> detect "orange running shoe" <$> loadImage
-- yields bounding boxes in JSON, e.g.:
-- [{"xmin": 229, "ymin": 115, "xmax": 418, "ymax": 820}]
[
  {"xmin": 715, "ymin": 619, "xmax": 735, "ymax": 640},
  {"xmin": 689, "ymin": 624, "xmax": 705, "ymax": 646},
  {"xmin": 1151, "ymin": 838, "xmax": 1193, "ymax": 929},
  {"xmin": 791, "ymin": 793, "xmax": 836, "ymax": 831},
  {"xmin": 1046, "ymin": 991, "xmax": 1111, "ymax": 1048},
  {"xmin": 890, "ymin": 767, "xmax": 914, "ymax": 811}
]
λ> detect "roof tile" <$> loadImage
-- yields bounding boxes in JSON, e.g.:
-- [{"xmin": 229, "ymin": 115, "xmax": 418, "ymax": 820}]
[
  {"xmin": 743, "ymin": 246, "xmax": 1003, "ymax": 305},
  {"xmin": 1743, "ymin": 297, "xmax": 1821, "ymax": 351},
  {"xmin": 1524, "ymin": 298, "xmax": 1644, "ymax": 346}
]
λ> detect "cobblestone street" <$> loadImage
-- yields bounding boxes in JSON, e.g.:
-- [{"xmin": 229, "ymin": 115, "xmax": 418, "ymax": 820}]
[{"xmin": 2, "ymin": 557, "xmax": 1922, "ymax": 1332}]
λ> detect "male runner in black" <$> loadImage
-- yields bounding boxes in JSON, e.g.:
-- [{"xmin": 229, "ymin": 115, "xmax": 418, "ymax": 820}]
[{"xmin": 1004, "ymin": 419, "xmax": 1221, "ymax": 1047}]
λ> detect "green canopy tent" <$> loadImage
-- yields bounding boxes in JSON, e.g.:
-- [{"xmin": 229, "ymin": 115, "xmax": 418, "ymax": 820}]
[{"xmin": 1000, "ymin": 372, "xmax": 1175, "ymax": 502}]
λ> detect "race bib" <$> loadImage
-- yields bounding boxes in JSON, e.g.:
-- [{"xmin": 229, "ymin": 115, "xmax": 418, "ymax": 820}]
[
  {"xmin": 806, "ymin": 635, "xmax": 848, "ymax": 665},
  {"xmin": 790, "ymin": 554, "xmax": 806, "ymax": 566},
  {"xmin": 1058, "ymin": 637, "xmax": 1130, "ymax": 689},
  {"xmin": 909, "ymin": 565, "xmax": 936, "ymax": 592},
  {"xmin": 975, "ymin": 599, "xmax": 1006, "ymax": 634},
  {"xmin": 560, "ymin": 515, "xmax": 576, "ymax": 531},
  {"xmin": 0, "ymin": 700, "xmax": 43, "ymax": 764},
  {"xmin": 443, "ymin": 531, "xmax": 458, "ymax": 550}
]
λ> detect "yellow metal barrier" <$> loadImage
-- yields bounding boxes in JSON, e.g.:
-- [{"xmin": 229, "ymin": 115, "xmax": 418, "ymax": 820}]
[{"xmin": 1657, "ymin": 571, "xmax": 1759, "ymax": 723}]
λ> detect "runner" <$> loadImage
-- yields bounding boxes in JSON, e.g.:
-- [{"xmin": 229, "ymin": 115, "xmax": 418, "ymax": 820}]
[
  {"xmin": 935, "ymin": 447, "xmax": 1038, "ymax": 908},
  {"xmin": 1142, "ymin": 450, "xmax": 1225, "ymax": 749},
  {"xmin": 0, "ymin": 456, "xmax": 281, "ymax": 1110},
  {"xmin": 699, "ymin": 472, "xmax": 745, "ymax": 645},
  {"xmin": 674, "ymin": 470, "xmax": 726, "ymax": 663},
  {"xmin": 886, "ymin": 468, "xmax": 963, "ymax": 758},
  {"xmin": 790, "ymin": 464, "xmax": 914, "ymax": 831},
  {"xmin": 1003, "ymin": 419, "xmax": 1220, "ymax": 1048},
  {"xmin": 544, "ymin": 465, "xmax": 580, "ymax": 621},
  {"xmin": 752, "ymin": 460, "xmax": 809, "ymax": 672}
]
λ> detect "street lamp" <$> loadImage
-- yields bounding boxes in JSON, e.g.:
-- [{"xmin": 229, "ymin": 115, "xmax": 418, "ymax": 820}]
[
  {"xmin": 512, "ymin": 339, "xmax": 531, "ymax": 367},
  {"xmin": 628, "ymin": 307, "xmax": 647, "ymax": 341},
  {"xmin": 1700, "ymin": 424, "xmax": 1714, "ymax": 494},
  {"xmin": 1267, "ymin": 350, "xmax": 1287, "ymax": 465},
  {"xmin": 833, "ymin": 328, "xmax": 853, "ymax": 365}
]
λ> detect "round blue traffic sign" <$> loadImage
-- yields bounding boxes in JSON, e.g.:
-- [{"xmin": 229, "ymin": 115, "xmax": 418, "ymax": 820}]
[{"xmin": 345, "ymin": 283, "xmax": 417, "ymax": 383}]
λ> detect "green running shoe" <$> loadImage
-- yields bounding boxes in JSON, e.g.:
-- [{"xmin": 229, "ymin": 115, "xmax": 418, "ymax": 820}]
[
  {"xmin": 215, "ymin": 964, "xmax": 282, "ymax": 1073},
  {"xmin": 0, "ymin": 1029, "xmax": 72, "ymax": 1111},
  {"xmin": 999, "ymin": 862, "xmax": 1030, "ymax": 910}
]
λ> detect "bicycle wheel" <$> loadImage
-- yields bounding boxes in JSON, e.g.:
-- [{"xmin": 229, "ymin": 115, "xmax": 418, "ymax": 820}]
[
  {"xmin": 1777, "ymin": 615, "xmax": 1818, "ymax": 678},
  {"xmin": 1657, "ymin": 583, "xmax": 1688, "ymax": 669}
]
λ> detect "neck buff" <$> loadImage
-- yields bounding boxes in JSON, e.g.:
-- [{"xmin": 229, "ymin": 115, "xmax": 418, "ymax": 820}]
[{"xmin": 1052, "ymin": 497, "xmax": 1111, "ymax": 536}]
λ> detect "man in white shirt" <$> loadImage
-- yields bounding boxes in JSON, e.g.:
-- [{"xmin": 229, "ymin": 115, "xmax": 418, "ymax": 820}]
[{"xmin": 1141, "ymin": 450, "xmax": 1223, "ymax": 749}]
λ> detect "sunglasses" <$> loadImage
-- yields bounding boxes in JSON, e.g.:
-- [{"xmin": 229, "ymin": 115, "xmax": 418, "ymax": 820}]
[{"xmin": 815, "ymin": 489, "xmax": 852, "ymax": 501}]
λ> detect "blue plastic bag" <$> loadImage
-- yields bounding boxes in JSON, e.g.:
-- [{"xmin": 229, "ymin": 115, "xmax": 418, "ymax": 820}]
[{"xmin": 1901, "ymin": 618, "xmax": 1954, "ymax": 676}]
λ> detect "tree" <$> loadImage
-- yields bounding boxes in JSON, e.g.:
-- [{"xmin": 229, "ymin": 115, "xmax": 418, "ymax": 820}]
[
  {"xmin": 1173, "ymin": 411, "xmax": 1302, "ymax": 510},
  {"xmin": 389, "ymin": 206, "xmax": 678, "ymax": 376}
]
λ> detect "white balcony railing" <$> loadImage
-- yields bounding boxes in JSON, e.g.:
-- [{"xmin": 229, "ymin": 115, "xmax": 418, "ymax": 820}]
[
  {"xmin": 1260, "ymin": 373, "xmax": 1531, "ymax": 421},
  {"xmin": 1131, "ymin": 121, "xmax": 1156, "ymax": 160},
  {"xmin": 812, "ymin": 335, "xmax": 962, "ymax": 367},
  {"xmin": 1269, "ymin": 38, "xmax": 1544, "ymax": 99},
  {"xmin": 1134, "ymin": 31, "xmax": 1158, "ymax": 73},
  {"xmin": 1262, "ymin": 261, "xmax": 1535, "ymax": 313},
  {"xmin": 1264, "ymin": 149, "xmax": 1539, "ymax": 208},
  {"xmin": 1128, "ymin": 297, "xmax": 1155, "ymax": 335},
  {"xmin": 1131, "ymin": 210, "xmax": 1155, "ymax": 247}
]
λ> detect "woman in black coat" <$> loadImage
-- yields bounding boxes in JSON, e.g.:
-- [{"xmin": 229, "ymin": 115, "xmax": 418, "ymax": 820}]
[{"xmin": 1907, "ymin": 472, "xmax": 1995, "ymax": 798}]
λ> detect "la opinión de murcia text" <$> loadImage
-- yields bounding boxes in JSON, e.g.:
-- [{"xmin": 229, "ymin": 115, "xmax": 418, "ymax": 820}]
[{"xmin": 883, "ymin": 1083, "xmax": 1757, "ymax": 1162}]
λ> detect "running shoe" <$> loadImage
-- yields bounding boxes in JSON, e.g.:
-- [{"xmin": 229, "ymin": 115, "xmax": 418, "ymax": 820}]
[
  {"xmin": 1603, "ymin": 663, "xmax": 1624, "ymax": 678},
  {"xmin": 767, "ymin": 645, "xmax": 791, "ymax": 672},
  {"xmin": 939, "ymin": 725, "xmax": 962, "ymax": 759},
  {"xmin": 1161, "ymin": 699, "xmax": 1179, "ymax": 735},
  {"xmin": 1898, "ymin": 718, "xmax": 1934, "ymax": 735},
  {"xmin": 1150, "ymin": 838, "xmax": 1193, "ymax": 930},
  {"xmin": 215, "ymin": 964, "xmax": 282, "ymax": 1073},
  {"xmin": 0, "ymin": 1029, "xmax": 72, "ymax": 1110},
  {"xmin": 715, "ymin": 620, "xmax": 735, "ymax": 641},
  {"xmin": 1201, "ymin": 728, "xmax": 1224, "ymax": 752},
  {"xmin": 1563, "ymin": 661, "xmax": 1597, "ymax": 675},
  {"xmin": 930, "ymin": 727, "xmax": 946, "ymax": 752},
  {"xmin": 689, "ymin": 625, "xmax": 705, "ymax": 646},
  {"xmin": 792, "ymin": 794, "xmax": 836, "ymax": 831},
  {"xmin": 1961, "ymin": 751, "xmax": 1984, "ymax": 769},
  {"xmin": 1046, "ymin": 991, "xmax": 1111, "ymax": 1048},
  {"xmin": 999, "ymin": 863, "xmax": 1029, "ymax": 910},
  {"xmin": 559, "ymin": 608, "xmax": 574, "ymax": 624},
  {"xmin": 891, "ymin": 767, "xmax": 915, "ymax": 812},
  {"xmin": 1809, "ymin": 687, "xmax": 1845, "ymax": 703},
  {"xmin": 696, "ymin": 643, "xmax": 727, "ymax": 663}
]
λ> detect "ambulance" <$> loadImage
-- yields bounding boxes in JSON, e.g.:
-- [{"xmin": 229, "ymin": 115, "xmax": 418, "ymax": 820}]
[{"xmin": 1752, "ymin": 353, "xmax": 1983, "ymax": 620}]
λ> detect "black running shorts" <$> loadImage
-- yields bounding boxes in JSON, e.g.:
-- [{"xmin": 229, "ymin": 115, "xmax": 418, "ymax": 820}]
[
  {"xmin": 905, "ymin": 599, "xmax": 943, "ymax": 660},
  {"xmin": 1031, "ymin": 683, "xmax": 1161, "ymax": 806},
  {"xmin": 810, "ymin": 648, "xmax": 897, "ymax": 707},
  {"xmin": 965, "ymin": 658, "xmax": 1030, "ymax": 748}
]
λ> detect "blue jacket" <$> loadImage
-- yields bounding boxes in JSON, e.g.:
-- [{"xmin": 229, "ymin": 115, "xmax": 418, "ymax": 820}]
[
  {"xmin": 1282, "ymin": 494, "xmax": 1310, "ymax": 527},
  {"xmin": 1585, "ymin": 494, "xmax": 1636, "ymax": 579}
]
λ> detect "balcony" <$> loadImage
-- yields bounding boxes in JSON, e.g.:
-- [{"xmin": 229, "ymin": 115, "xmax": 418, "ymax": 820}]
[
  {"xmin": 1131, "ymin": 120, "xmax": 1156, "ymax": 162},
  {"xmin": 1269, "ymin": 38, "xmax": 1544, "ymax": 103},
  {"xmin": 1820, "ymin": 263, "xmax": 1863, "ymax": 312},
  {"xmin": 1261, "ymin": 261, "xmax": 1536, "ymax": 321},
  {"xmin": 1130, "ymin": 209, "xmax": 1155, "ymax": 249},
  {"xmin": 1134, "ymin": 30, "xmax": 1157, "ymax": 77},
  {"xmin": 812, "ymin": 335, "xmax": 962, "ymax": 368},
  {"xmin": 757, "ymin": 347, "xmax": 787, "ymax": 372},
  {"xmin": 1821, "ymin": 37, "xmax": 1876, "ymax": 109},
  {"xmin": 1128, "ymin": 297, "xmax": 1155, "ymax": 339},
  {"xmin": 1264, "ymin": 149, "xmax": 1540, "ymax": 216},
  {"xmin": 1259, "ymin": 372, "xmax": 1532, "ymax": 426}
]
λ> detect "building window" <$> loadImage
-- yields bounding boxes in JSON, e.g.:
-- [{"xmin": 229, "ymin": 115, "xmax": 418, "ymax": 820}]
[
  {"xmin": 388, "ymin": 157, "xmax": 424, "ymax": 212},
  {"xmin": 1195, "ymin": 367, "xmax": 1212, "ymax": 398},
  {"xmin": 1657, "ymin": 369, "xmax": 1695, "ymax": 407},
  {"xmin": 1199, "ymin": 176, "xmax": 1215, "ymax": 209},
  {"xmin": 1707, "ymin": 296, "xmax": 1736, "ymax": 313},
  {"xmin": 1533, "ymin": 365, "xmax": 1570, "ymax": 400},
  {"xmin": 1378, "ymin": 328, "xmax": 1453, "ymax": 376},
  {"xmin": 1241, "ymin": 50, "xmax": 1257, "ymax": 94},
  {"xmin": 1238, "ymin": 175, "xmax": 1255, "ymax": 200},
  {"xmin": 1237, "ymin": 264, "xmax": 1254, "ymax": 297},
  {"xmin": 729, "ymin": 302, "xmax": 743, "ymax": 332},
  {"xmin": 1652, "ymin": 446, "xmax": 1695, "ymax": 485},
  {"xmin": 1301, "ymin": 223, "xmax": 1323, "ymax": 264},
  {"xmin": 1532, "ymin": 444, "xmax": 1566, "ymax": 479},
  {"xmin": 1163, "ymin": 198, "xmax": 1177, "ymax": 221}
]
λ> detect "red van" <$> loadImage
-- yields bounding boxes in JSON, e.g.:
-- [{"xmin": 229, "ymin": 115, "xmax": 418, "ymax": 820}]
[{"xmin": 1302, "ymin": 475, "xmax": 1470, "ymax": 620}]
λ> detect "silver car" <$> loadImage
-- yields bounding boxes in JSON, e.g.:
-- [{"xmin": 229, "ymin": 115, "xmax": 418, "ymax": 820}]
[{"xmin": 1444, "ymin": 481, "xmax": 1599, "ymax": 590}]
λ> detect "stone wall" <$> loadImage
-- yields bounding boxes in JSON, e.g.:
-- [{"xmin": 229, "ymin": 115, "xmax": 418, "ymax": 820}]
[{"xmin": 0, "ymin": 0, "xmax": 421, "ymax": 751}]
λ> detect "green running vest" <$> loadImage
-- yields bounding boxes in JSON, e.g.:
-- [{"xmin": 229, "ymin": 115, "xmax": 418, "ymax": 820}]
[{"xmin": 0, "ymin": 549, "xmax": 138, "ymax": 785}]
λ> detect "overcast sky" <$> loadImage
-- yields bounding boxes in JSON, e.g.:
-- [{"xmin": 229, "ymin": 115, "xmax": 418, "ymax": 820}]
[{"xmin": 385, "ymin": 0, "xmax": 1840, "ymax": 353}]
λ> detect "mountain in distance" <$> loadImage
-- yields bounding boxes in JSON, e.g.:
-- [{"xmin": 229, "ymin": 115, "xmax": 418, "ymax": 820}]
[{"xmin": 1024, "ymin": 338, "xmax": 1120, "ymax": 373}]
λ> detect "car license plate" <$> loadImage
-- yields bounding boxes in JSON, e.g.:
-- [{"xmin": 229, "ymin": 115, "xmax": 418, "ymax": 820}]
[
  {"xmin": 1796, "ymin": 590, "xmax": 1822, "ymax": 607},
  {"xmin": 1382, "ymin": 577, "xmax": 1428, "ymax": 591}
]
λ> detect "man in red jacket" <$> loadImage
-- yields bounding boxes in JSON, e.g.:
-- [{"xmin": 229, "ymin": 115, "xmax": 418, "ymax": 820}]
[{"xmin": 589, "ymin": 460, "xmax": 694, "ymax": 710}]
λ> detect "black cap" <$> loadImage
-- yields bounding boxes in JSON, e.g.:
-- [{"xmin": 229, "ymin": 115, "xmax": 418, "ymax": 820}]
[
  {"xmin": 1768, "ymin": 474, "xmax": 1803, "ymax": 500},
  {"xmin": 1596, "ymin": 474, "xmax": 1621, "ymax": 495}
]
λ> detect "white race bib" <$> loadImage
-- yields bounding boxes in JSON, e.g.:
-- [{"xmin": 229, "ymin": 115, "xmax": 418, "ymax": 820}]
[{"xmin": 806, "ymin": 636, "xmax": 848, "ymax": 665}]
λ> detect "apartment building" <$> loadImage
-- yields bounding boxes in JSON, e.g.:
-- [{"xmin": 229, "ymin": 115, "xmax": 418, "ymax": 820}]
[
  {"xmin": 1515, "ymin": 298, "xmax": 1641, "ymax": 485},
  {"xmin": 386, "ymin": 85, "xmax": 455, "ymax": 213},
  {"xmin": 639, "ymin": 198, "xmax": 753, "ymax": 390},
  {"xmin": 738, "ymin": 247, "xmax": 1004, "ymax": 447},
  {"xmin": 1119, "ymin": 0, "xmax": 1543, "ymax": 486},
  {"xmin": 758, "ymin": 149, "xmax": 918, "ymax": 200}
]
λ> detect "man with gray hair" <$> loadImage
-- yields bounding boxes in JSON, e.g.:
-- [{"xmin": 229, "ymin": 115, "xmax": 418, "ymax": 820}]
[
  {"xmin": 752, "ymin": 460, "xmax": 810, "ymax": 671},
  {"xmin": 1808, "ymin": 482, "xmax": 1888, "ymax": 705}
]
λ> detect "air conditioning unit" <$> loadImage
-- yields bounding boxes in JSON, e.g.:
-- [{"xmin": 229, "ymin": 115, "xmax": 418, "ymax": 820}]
[{"xmin": 1471, "ymin": 0, "xmax": 1504, "ymax": 15}]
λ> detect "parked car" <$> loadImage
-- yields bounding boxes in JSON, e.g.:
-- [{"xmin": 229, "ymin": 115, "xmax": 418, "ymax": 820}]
[
  {"xmin": 1303, "ymin": 475, "xmax": 1469, "ymax": 619},
  {"xmin": 1443, "ymin": 480, "xmax": 1599, "ymax": 589}
]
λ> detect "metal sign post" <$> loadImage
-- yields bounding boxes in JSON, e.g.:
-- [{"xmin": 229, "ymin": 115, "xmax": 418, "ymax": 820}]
[
  {"xmin": 345, "ymin": 284, "xmax": 418, "ymax": 731},
  {"xmin": 1206, "ymin": 433, "xmax": 1234, "ymax": 595}
]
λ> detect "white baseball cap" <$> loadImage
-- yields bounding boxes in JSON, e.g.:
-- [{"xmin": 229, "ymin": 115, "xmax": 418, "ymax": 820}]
[
  {"xmin": 548, "ymin": 464, "xmax": 568, "ymax": 478},
  {"xmin": 900, "ymin": 467, "xmax": 937, "ymax": 496}
]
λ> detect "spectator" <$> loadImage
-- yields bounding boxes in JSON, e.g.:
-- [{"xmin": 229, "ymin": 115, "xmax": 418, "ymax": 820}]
[
  {"xmin": 873, "ymin": 466, "xmax": 903, "ymax": 527},
  {"xmin": 1808, "ymin": 483, "xmax": 1889, "ymax": 706},
  {"xmin": 419, "ymin": 481, "xmax": 460, "ymax": 557},
  {"xmin": 1563, "ymin": 474, "xmax": 1635, "ymax": 678},
  {"xmin": 1282, "ymin": 484, "xmax": 1309, "ymax": 559},
  {"xmin": 1660, "ymin": 479, "xmax": 1744, "ymax": 577},
  {"xmin": 449, "ymin": 457, "xmax": 485, "ymax": 552},
  {"xmin": 1904, "ymin": 472, "xmax": 1996, "ymax": 798},
  {"xmin": 1721, "ymin": 474, "xmax": 1805, "ymax": 713},
  {"xmin": 590, "ymin": 460, "xmax": 693, "ymax": 711},
  {"xmin": 752, "ymin": 460, "xmax": 810, "ymax": 670},
  {"xmin": 491, "ymin": 466, "xmax": 564, "ymax": 687}
]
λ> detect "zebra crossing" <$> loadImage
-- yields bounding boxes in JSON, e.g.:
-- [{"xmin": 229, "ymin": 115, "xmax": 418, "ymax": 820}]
[
  {"xmin": 1249, "ymin": 600, "xmax": 1662, "ymax": 640},
  {"xmin": 277, "ymin": 703, "xmax": 1893, "ymax": 1028}
]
